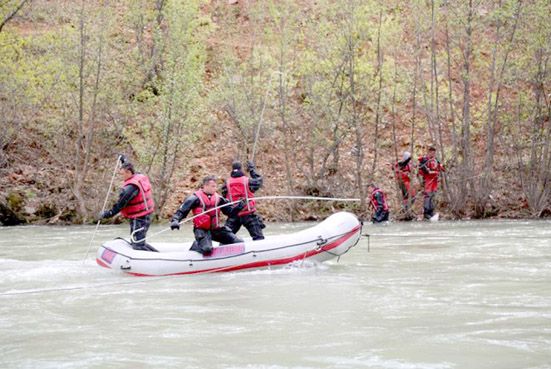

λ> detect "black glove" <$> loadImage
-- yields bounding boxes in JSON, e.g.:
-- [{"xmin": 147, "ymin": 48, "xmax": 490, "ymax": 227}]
[
  {"xmin": 399, "ymin": 156, "xmax": 411, "ymax": 168},
  {"xmin": 231, "ymin": 199, "xmax": 246, "ymax": 215},
  {"xmin": 246, "ymin": 160, "xmax": 255, "ymax": 172},
  {"xmin": 99, "ymin": 210, "xmax": 112, "ymax": 219},
  {"xmin": 170, "ymin": 219, "xmax": 180, "ymax": 230}
]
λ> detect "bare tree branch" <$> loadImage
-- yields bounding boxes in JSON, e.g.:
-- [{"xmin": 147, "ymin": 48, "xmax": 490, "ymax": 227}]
[{"xmin": 0, "ymin": 0, "xmax": 30, "ymax": 32}]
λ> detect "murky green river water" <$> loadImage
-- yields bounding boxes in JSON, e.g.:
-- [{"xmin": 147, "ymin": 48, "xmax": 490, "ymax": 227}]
[{"xmin": 1, "ymin": 218, "xmax": 550, "ymax": 368}]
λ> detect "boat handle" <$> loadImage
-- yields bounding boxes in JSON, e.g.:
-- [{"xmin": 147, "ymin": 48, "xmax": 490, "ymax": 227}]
[{"xmin": 120, "ymin": 259, "xmax": 131, "ymax": 270}]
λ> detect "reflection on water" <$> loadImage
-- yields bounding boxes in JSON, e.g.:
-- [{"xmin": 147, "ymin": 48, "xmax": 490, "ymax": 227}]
[{"xmin": 1, "ymin": 219, "xmax": 550, "ymax": 369}]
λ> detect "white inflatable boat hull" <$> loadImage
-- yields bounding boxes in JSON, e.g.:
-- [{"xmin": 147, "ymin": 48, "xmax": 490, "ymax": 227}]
[{"xmin": 96, "ymin": 211, "xmax": 362, "ymax": 276}]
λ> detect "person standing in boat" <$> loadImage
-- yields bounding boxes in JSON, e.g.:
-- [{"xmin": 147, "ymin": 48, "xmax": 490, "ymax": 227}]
[
  {"xmin": 99, "ymin": 157, "xmax": 157, "ymax": 252},
  {"xmin": 418, "ymin": 146, "xmax": 445, "ymax": 220},
  {"xmin": 367, "ymin": 183, "xmax": 390, "ymax": 223},
  {"xmin": 393, "ymin": 151, "xmax": 415, "ymax": 213},
  {"xmin": 221, "ymin": 160, "xmax": 265, "ymax": 240},
  {"xmin": 170, "ymin": 175, "xmax": 243, "ymax": 255}
]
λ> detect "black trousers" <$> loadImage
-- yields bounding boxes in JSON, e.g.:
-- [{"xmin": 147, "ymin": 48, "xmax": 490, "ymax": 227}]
[
  {"xmin": 129, "ymin": 215, "xmax": 157, "ymax": 252},
  {"xmin": 372, "ymin": 209, "xmax": 389, "ymax": 223},
  {"xmin": 190, "ymin": 226, "xmax": 243, "ymax": 255},
  {"xmin": 225, "ymin": 213, "xmax": 265, "ymax": 240},
  {"xmin": 423, "ymin": 191, "xmax": 437, "ymax": 219}
]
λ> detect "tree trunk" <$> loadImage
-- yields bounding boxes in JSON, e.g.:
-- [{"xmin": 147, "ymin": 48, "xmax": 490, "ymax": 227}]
[
  {"xmin": 73, "ymin": 0, "xmax": 88, "ymax": 219},
  {"xmin": 478, "ymin": 0, "xmax": 522, "ymax": 217},
  {"xmin": 371, "ymin": 9, "xmax": 384, "ymax": 178},
  {"xmin": 459, "ymin": 0, "xmax": 474, "ymax": 216}
]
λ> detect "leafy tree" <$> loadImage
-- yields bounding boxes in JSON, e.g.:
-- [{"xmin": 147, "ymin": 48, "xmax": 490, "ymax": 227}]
[{"xmin": 125, "ymin": 0, "xmax": 212, "ymax": 215}]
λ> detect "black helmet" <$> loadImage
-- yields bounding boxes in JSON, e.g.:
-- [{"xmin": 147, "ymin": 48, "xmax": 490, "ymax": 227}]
[{"xmin": 232, "ymin": 161, "xmax": 242, "ymax": 171}]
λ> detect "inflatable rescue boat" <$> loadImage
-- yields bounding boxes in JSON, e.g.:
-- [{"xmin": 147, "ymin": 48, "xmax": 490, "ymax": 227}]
[{"xmin": 96, "ymin": 211, "xmax": 362, "ymax": 276}]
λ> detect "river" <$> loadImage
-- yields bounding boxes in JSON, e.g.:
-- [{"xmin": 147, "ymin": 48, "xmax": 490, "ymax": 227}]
[{"xmin": 1, "ymin": 218, "xmax": 550, "ymax": 369}]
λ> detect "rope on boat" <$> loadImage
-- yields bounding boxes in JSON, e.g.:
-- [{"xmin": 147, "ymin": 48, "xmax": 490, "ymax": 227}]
[
  {"xmin": 364, "ymin": 233, "xmax": 550, "ymax": 240},
  {"xmin": 131, "ymin": 195, "xmax": 361, "ymax": 244},
  {"xmin": 318, "ymin": 234, "xmax": 362, "ymax": 261}
]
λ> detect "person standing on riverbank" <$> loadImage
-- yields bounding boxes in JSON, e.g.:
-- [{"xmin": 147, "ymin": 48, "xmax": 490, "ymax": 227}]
[
  {"xmin": 393, "ymin": 151, "xmax": 415, "ymax": 214},
  {"xmin": 99, "ymin": 158, "xmax": 157, "ymax": 251},
  {"xmin": 418, "ymin": 146, "xmax": 445, "ymax": 220},
  {"xmin": 221, "ymin": 160, "xmax": 265, "ymax": 240}
]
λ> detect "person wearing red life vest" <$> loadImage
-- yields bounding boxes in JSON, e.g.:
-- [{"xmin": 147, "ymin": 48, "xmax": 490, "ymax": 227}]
[
  {"xmin": 99, "ymin": 158, "xmax": 157, "ymax": 252},
  {"xmin": 170, "ymin": 175, "xmax": 243, "ymax": 255},
  {"xmin": 367, "ymin": 183, "xmax": 390, "ymax": 223},
  {"xmin": 418, "ymin": 146, "xmax": 445, "ymax": 219},
  {"xmin": 221, "ymin": 160, "xmax": 265, "ymax": 240},
  {"xmin": 393, "ymin": 151, "xmax": 416, "ymax": 212}
]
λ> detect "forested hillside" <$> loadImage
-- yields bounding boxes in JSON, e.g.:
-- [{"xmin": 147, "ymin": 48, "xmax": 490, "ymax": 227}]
[{"xmin": 1, "ymin": 0, "xmax": 550, "ymax": 225}]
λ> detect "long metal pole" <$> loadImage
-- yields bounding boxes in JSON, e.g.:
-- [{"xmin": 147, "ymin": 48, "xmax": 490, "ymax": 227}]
[
  {"xmin": 138, "ymin": 195, "xmax": 361, "ymax": 242},
  {"xmin": 83, "ymin": 155, "xmax": 122, "ymax": 263},
  {"xmin": 251, "ymin": 71, "xmax": 284, "ymax": 163}
]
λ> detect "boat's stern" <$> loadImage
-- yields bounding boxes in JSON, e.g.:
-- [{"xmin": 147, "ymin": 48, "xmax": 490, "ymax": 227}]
[{"xmin": 96, "ymin": 239, "xmax": 133, "ymax": 271}]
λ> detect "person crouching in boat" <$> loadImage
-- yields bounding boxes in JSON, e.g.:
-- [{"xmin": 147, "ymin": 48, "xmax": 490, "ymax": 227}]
[
  {"xmin": 221, "ymin": 160, "xmax": 265, "ymax": 240},
  {"xmin": 170, "ymin": 175, "xmax": 244, "ymax": 255},
  {"xmin": 367, "ymin": 183, "xmax": 390, "ymax": 223},
  {"xmin": 99, "ymin": 158, "xmax": 158, "ymax": 252}
]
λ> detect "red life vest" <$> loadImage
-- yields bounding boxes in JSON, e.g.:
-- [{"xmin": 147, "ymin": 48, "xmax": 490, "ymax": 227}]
[
  {"xmin": 192, "ymin": 190, "xmax": 221, "ymax": 230},
  {"xmin": 120, "ymin": 174, "xmax": 155, "ymax": 219},
  {"xmin": 226, "ymin": 176, "xmax": 256, "ymax": 216},
  {"xmin": 370, "ymin": 188, "xmax": 389, "ymax": 212},
  {"xmin": 418, "ymin": 156, "xmax": 444, "ymax": 193},
  {"xmin": 394, "ymin": 161, "xmax": 412, "ymax": 185}
]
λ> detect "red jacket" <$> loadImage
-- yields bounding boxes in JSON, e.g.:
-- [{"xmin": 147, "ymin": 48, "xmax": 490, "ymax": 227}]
[
  {"xmin": 120, "ymin": 174, "xmax": 155, "ymax": 219},
  {"xmin": 418, "ymin": 156, "xmax": 445, "ymax": 193},
  {"xmin": 192, "ymin": 190, "xmax": 221, "ymax": 230},
  {"xmin": 226, "ymin": 176, "xmax": 256, "ymax": 216},
  {"xmin": 394, "ymin": 161, "xmax": 412, "ymax": 185}
]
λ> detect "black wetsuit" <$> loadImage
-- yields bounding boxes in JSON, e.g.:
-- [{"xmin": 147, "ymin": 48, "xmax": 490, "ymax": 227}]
[
  {"xmin": 371, "ymin": 190, "xmax": 390, "ymax": 223},
  {"xmin": 221, "ymin": 167, "xmax": 265, "ymax": 240},
  {"xmin": 103, "ymin": 184, "xmax": 157, "ymax": 252},
  {"xmin": 171, "ymin": 193, "xmax": 243, "ymax": 255}
]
